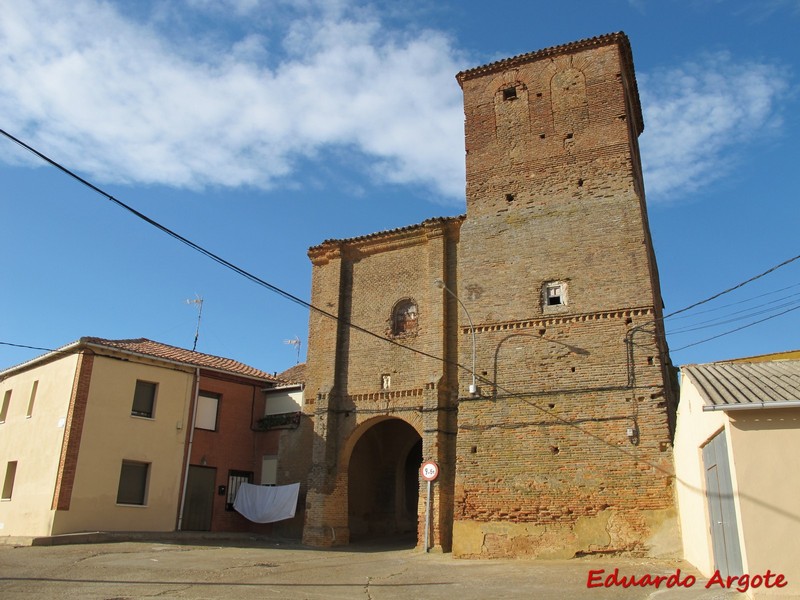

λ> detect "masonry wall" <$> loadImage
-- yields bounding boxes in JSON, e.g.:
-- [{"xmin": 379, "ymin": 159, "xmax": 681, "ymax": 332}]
[
  {"xmin": 0, "ymin": 354, "xmax": 78, "ymax": 537},
  {"xmin": 302, "ymin": 34, "xmax": 678, "ymax": 558},
  {"xmin": 188, "ymin": 371, "xmax": 280, "ymax": 533},
  {"xmin": 51, "ymin": 355, "xmax": 193, "ymax": 535},
  {"xmin": 452, "ymin": 35, "xmax": 678, "ymax": 558},
  {"xmin": 303, "ymin": 221, "xmax": 460, "ymax": 548}
]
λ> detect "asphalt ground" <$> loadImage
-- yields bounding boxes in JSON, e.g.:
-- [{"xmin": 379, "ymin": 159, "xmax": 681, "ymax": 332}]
[{"xmin": 0, "ymin": 535, "xmax": 750, "ymax": 599}]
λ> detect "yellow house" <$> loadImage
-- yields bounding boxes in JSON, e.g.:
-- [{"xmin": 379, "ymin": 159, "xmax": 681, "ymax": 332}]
[
  {"xmin": 674, "ymin": 355, "xmax": 800, "ymax": 598},
  {"xmin": 0, "ymin": 337, "xmax": 276, "ymax": 539}
]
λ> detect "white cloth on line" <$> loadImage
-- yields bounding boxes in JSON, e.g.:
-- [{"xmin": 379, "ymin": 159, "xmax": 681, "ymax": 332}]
[{"xmin": 233, "ymin": 482, "xmax": 300, "ymax": 523}]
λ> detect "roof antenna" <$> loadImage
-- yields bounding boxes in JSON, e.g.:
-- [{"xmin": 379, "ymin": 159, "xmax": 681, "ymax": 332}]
[
  {"xmin": 186, "ymin": 294, "xmax": 203, "ymax": 352},
  {"xmin": 284, "ymin": 336, "xmax": 301, "ymax": 364}
]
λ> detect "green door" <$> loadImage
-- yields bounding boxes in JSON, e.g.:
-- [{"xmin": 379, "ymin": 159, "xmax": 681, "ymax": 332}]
[{"xmin": 183, "ymin": 465, "xmax": 216, "ymax": 531}]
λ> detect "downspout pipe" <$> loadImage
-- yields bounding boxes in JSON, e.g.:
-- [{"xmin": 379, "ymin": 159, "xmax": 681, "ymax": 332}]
[{"xmin": 177, "ymin": 367, "xmax": 201, "ymax": 531}]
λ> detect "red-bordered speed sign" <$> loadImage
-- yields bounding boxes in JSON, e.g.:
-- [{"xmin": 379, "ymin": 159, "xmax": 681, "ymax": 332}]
[{"xmin": 420, "ymin": 460, "xmax": 439, "ymax": 481}]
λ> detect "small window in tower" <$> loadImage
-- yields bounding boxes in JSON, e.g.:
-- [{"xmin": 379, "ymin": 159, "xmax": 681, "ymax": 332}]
[
  {"xmin": 543, "ymin": 282, "xmax": 568, "ymax": 310},
  {"xmin": 390, "ymin": 299, "xmax": 418, "ymax": 336},
  {"xmin": 381, "ymin": 374, "xmax": 391, "ymax": 390},
  {"xmin": 547, "ymin": 284, "xmax": 564, "ymax": 305},
  {"xmin": 502, "ymin": 86, "xmax": 517, "ymax": 101}
]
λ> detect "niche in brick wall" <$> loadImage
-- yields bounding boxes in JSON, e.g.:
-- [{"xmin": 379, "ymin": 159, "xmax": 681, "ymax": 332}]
[{"xmin": 389, "ymin": 298, "xmax": 418, "ymax": 337}]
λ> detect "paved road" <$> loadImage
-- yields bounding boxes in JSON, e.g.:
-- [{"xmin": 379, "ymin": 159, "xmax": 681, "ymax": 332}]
[{"xmin": 0, "ymin": 537, "xmax": 749, "ymax": 599}]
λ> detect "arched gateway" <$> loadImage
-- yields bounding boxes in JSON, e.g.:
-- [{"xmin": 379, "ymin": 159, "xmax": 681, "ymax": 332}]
[{"xmin": 347, "ymin": 417, "xmax": 422, "ymax": 540}]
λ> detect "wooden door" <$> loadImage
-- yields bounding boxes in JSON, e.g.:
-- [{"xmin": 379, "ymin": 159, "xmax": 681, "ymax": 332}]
[{"xmin": 183, "ymin": 465, "xmax": 216, "ymax": 531}]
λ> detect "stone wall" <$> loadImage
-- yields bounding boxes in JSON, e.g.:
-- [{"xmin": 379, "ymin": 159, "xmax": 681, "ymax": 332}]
[{"xmin": 301, "ymin": 33, "xmax": 679, "ymax": 558}]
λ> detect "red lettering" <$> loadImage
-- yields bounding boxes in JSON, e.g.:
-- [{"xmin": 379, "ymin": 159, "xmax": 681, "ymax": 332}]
[
  {"xmin": 727, "ymin": 575, "xmax": 738, "ymax": 588},
  {"xmin": 736, "ymin": 574, "xmax": 750, "ymax": 593},
  {"xmin": 667, "ymin": 569, "xmax": 695, "ymax": 588},
  {"xmin": 764, "ymin": 570, "xmax": 777, "ymax": 588},
  {"xmin": 705, "ymin": 570, "xmax": 725, "ymax": 589},
  {"xmin": 604, "ymin": 568, "xmax": 621, "ymax": 588},
  {"xmin": 652, "ymin": 575, "xmax": 667, "ymax": 588},
  {"xmin": 775, "ymin": 574, "xmax": 787, "ymax": 588},
  {"xmin": 618, "ymin": 574, "xmax": 634, "ymax": 589},
  {"xmin": 587, "ymin": 569, "xmax": 604, "ymax": 588}
]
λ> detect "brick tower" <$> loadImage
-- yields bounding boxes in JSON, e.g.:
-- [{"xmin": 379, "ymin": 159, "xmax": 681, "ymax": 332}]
[
  {"xmin": 300, "ymin": 33, "xmax": 679, "ymax": 558},
  {"xmin": 451, "ymin": 32, "xmax": 678, "ymax": 557}
]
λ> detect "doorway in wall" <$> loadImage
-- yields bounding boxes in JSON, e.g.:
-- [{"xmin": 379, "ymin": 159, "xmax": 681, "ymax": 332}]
[
  {"xmin": 703, "ymin": 430, "xmax": 743, "ymax": 576},
  {"xmin": 183, "ymin": 465, "xmax": 216, "ymax": 531},
  {"xmin": 347, "ymin": 418, "xmax": 422, "ymax": 542}
]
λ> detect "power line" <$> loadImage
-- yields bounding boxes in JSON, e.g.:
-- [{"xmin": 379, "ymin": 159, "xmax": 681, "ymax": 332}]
[
  {"xmin": 0, "ymin": 127, "xmax": 472, "ymax": 376},
  {"xmin": 666, "ymin": 282, "xmax": 800, "ymax": 322},
  {"xmin": 1, "ymin": 127, "xmax": 796, "ymax": 482},
  {"xmin": 663, "ymin": 254, "xmax": 800, "ymax": 320},
  {"xmin": 668, "ymin": 293, "xmax": 800, "ymax": 335},
  {"xmin": 671, "ymin": 303, "xmax": 800, "ymax": 352}
]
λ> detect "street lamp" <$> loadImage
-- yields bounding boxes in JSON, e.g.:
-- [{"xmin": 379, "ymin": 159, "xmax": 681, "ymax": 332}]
[{"xmin": 434, "ymin": 278, "xmax": 477, "ymax": 396}]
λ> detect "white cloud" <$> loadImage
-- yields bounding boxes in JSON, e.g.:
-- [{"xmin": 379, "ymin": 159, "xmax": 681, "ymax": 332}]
[
  {"xmin": 638, "ymin": 53, "xmax": 788, "ymax": 203},
  {"xmin": 0, "ymin": 0, "xmax": 466, "ymax": 200}
]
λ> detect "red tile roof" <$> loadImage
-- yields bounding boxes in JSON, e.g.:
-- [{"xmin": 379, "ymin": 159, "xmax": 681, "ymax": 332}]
[
  {"xmin": 80, "ymin": 337, "xmax": 278, "ymax": 382},
  {"xmin": 275, "ymin": 362, "xmax": 306, "ymax": 385}
]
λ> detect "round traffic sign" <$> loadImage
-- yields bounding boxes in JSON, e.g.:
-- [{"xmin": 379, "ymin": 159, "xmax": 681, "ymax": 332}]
[{"xmin": 420, "ymin": 460, "xmax": 439, "ymax": 481}]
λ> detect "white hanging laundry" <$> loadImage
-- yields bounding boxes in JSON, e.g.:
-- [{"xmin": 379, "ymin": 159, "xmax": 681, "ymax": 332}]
[{"xmin": 233, "ymin": 482, "xmax": 300, "ymax": 523}]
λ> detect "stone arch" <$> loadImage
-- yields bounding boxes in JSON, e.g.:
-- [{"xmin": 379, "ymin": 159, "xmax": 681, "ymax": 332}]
[{"xmin": 341, "ymin": 415, "xmax": 423, "ymax": 541}]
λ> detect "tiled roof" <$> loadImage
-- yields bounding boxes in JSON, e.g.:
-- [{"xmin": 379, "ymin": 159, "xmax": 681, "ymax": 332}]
[
  {"xmin": 456, "ymin": 32, "xmax": 630, "ymax": 83},
  {"xmin": 455, "ymin": 32, "xmax": 643, "ymax": 136},
  {"xmin": 309, "ymin": 215, "xmax": 464, "ymax": 252},
  {"xmin": 683, "ymin": 360, "xmax": 800, "ymax": 410},
  {"xmin": 275, "ymin": 362, "xmax": 306, "ymax": 385},
  {"xmin": 79, "ymin": 338, "xmax": 278, "ymax": 382}
]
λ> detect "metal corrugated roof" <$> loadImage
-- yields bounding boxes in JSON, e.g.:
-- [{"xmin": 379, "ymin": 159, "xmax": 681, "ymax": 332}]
[{"xmin": 683, "ymin": 360, "xmax": 800, "ymax": 410}]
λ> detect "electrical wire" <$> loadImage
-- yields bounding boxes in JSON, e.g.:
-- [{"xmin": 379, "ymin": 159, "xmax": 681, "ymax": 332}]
[
  {"xmin": 665, "ymin": 282, "xmax": 800, "ymax": 322},
  {"xmin": 0, "ymin": 127, "xmax": 465, "ymax": 374},
  {"xmin": 668, "ymin": 293, "xmax": 800, "ymax": 335},
  {"xmin": 1, "ymin": 127, "xmax": 797, "ymax": 480},
  {"xmin": 671, "ymin": 303, "xmax": 800, "ymax": 352},
  {"xmin": 663, "ymin": 254, "xmax": 800, "ymax": 320}
]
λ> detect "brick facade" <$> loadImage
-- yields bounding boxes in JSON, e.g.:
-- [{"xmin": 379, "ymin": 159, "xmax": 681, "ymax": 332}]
[
  {"xmin": 302, "ymin": 33, "xmax": 679, "ymax": 558},
  {"xmin": 185, "ymin": 369, "xmax": 281, "ymax": 533},
  {"xmin": 51, "ymin": 351, "xmax": 94, "ymax": 510}
]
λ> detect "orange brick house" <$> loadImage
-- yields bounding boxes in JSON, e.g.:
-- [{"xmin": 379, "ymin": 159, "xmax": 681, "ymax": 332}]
[{"xmin": 0, "ymin": 337, "xmax": 303, "ymax": 539}]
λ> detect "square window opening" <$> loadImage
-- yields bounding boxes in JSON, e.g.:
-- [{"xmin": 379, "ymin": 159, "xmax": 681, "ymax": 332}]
[
  {"xmin": 502, "ymin": 86, "xmax": 517, "ymax": 101},
  {"xmin": 116, "ymin": 460, "xmax": 149, "ymax": 505},
  {"xmin": 544, "ymin": 282, "xmax": 567, "ymax": 308},
  {"xmin": 131, "ymin": 381, "xmax": 157, "ymax": 418},
  {"xmin": 196, "ymin": 392, "xmax": 220, "ymax": 431}
]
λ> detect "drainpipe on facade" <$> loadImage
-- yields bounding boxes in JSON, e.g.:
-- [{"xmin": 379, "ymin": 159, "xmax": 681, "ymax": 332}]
[{"xmin": 177, "ymin": 367, "xmax": 201, "ymax": 531}]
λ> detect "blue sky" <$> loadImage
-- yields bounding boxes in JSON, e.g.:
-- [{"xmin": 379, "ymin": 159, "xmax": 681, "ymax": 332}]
[{"xmin": 1, "ymin": 0, "xmax": 798, "ymax": 375}]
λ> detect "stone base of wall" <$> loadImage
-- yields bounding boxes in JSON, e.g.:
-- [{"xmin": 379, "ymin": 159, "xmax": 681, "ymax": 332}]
[
  {"xmin": 452, "ymin": 508, "xmax": 680, "ymax": 559},
  {"xmin": 302, "ymin": 525, "xmax": 350, "ymax": 547}
]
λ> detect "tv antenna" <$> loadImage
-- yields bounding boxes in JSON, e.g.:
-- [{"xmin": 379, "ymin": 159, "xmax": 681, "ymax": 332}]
[
  {"xmin": 186, "ymin": 294, "xmax": 203, "ymax": 352},
  {"xmin": 284, "ymin": 336, "xmax": 301, "ymax": 364}
]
